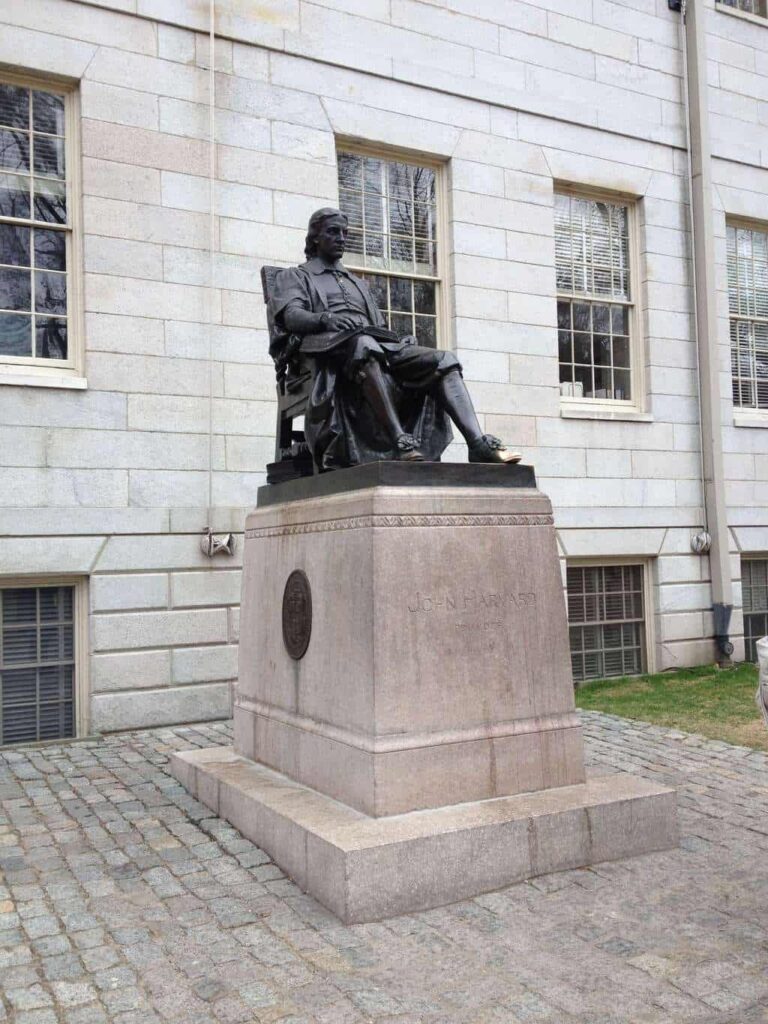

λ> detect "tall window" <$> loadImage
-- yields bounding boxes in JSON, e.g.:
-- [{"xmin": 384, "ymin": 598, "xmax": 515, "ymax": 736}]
[
  {"xmin": 567, "ymin": 564, "xmax": 646, "ymax": 683},
  {"xmin": 0, "ymin": 80, "xmax": 71, "ymax": 368},
  {"xmin": 728, "ymin": 223, "xmax": 768, "ymax": 411},
  {"xmin": 555, "ymin": 192, "xmax": 634, "ymax": 403},
  {"xmin": 1, "ymin": 586, "xmax": 75, "ymax": 745},
  {"xmin": 741, "ymin": 559, "xmax": 768, "ymax": 663},
  {"xmin": 337, "ymin": 148, "xmax": 440, "ymax": 348},
  {"xmin": 718, "ymin": 0, "xmax": 767, "ymax": 16}
]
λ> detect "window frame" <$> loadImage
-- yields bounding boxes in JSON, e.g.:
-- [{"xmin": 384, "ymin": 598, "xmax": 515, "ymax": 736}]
[
  {"xmin": 0, "ymin": 575, "xmax": 89, "ymax": 746},
  {"xmin": 726, "ymin": 216, "xmax": 768, "ymax": 423},
  {"xmin": 334, "ymin": 139, "xmax": 451, "ymax": 351},
  {"xmin": 554, "ymin": 183, "xmax": 645, "ymax": 420},
  {"xmin": 564, "ymin": 557, "xmax": 655, "ymax": 683},
  {"xmin": 0, "ymin": 70, "xmax": 85, "ymax": 390},
  {"xmin": 716, "ymin": 0, "xmax": 768, "ymax": 25}
]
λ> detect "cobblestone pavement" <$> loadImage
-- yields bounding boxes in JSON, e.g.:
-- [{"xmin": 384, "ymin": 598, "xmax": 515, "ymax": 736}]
[{"xmin": 1, "ymin": 713, "xmax": 768, "ymax": 1024}]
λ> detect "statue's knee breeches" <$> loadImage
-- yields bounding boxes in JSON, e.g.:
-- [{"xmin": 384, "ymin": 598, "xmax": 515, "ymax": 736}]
[{"xmin": 344, "ymin": 335, "xmax": 387, "ymax": 379}]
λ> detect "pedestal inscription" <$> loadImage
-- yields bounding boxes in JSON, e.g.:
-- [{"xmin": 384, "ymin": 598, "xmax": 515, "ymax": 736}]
[{"xmin": 406, "ymin": 586, "xmax": 537, "ymax": 655}]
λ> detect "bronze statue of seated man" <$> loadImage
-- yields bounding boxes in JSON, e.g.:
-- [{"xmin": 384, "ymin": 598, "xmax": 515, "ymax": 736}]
[{"xmin": 268, "ymin": 207, "xmax": 522, "ymax": 471}]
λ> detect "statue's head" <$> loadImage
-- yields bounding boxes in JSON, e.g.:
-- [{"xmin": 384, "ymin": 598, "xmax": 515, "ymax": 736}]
[{"xmin": 305, "ymin": 207, "xmax": 349, "ymax": 261}]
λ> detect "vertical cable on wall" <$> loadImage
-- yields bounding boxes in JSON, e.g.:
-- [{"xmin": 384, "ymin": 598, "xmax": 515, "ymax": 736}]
[
  {"xmin": 207, "ymin": 0, "xmax": 216, "ymax": 524},
  {"xmin": 200, "ymin": 0, "xmax": 233, "ymax": 557}
]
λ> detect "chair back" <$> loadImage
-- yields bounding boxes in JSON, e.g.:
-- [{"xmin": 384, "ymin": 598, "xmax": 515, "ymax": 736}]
[{"xmin": 260, "ymin": 265, "xmax": 282, "ymax": 352}]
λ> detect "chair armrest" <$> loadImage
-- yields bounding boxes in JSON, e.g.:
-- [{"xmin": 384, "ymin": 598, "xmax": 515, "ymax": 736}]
[{"xmin": 275, "ymin": 334, "xmax": 302, "ymax": 384}]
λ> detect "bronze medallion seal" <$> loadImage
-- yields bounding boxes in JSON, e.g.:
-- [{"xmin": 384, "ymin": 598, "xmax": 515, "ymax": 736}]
[{"xmin": 282, "ymin": 569, "xmax": 312, "ymax": 660}]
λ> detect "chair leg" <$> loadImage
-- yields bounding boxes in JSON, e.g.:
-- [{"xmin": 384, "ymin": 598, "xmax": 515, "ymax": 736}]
[
  {"xmin": 274, "ymin": 405, "xmax": 283, "ymax": 462},
  {"xmin": 281, "ymin": 415, "xmax": 294, "ymax": 459}
]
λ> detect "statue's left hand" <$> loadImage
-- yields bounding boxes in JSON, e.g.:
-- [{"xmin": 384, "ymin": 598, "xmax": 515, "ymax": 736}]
[
  {"xmin": 401, "ymin": 335, "xmax": 417, "ymax": 346},
  {"xmin": 326, "ymin": 315, "xmax": 359, "ymax": 332}
]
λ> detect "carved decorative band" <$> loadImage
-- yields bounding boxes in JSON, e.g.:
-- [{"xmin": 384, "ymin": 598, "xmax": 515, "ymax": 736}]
[{"xmin": 246, "ymin": 513, "xmax": 554, "ymax": 538}]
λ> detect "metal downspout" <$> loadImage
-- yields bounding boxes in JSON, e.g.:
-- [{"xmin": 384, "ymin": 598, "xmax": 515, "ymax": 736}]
[{"xmin": 678, "ymin": 0, "xmax": 734, "ymax": 660}]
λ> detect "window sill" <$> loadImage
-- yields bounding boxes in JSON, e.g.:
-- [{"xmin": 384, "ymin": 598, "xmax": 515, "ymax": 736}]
[
  {"xmin": 0, "ymin": 370, "xmax": 87, "ymax": 390},
  {"xmin": 560, "ymin": 400, "xmax": 652, "ymax": 423},
  {"xmin": 715, "ymin": 3, "xmax": 767, "ymax": 27},
  {"xmin": 734, "ymin": 409, "xmax": 768, "ymax": 428}
]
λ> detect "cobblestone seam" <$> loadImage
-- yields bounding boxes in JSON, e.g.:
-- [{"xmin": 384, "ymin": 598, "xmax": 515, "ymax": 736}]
[{"xmin": 1, "ymin": 713, "xmax": 767, "ymax": 1023}]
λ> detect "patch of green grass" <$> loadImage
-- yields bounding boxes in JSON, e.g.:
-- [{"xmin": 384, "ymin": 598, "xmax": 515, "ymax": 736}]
[{"xmin": 574, "ymin": 661, "xmax": 768, "ymax": 751}]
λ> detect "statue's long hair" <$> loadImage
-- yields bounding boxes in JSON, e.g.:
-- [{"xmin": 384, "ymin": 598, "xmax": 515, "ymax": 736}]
[{"xmin": 304, "ymin": 207, "xmax": 348, "ymax": 258}]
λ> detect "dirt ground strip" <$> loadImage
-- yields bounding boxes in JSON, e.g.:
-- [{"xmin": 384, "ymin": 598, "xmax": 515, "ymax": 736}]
[{"xmin": 1, "ymin": 711, "xmax": 768, "ymax": 1024}]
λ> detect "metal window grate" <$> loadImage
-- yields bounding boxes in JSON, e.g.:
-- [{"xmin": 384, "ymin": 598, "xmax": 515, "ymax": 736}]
[
  {"xmin": 555, "ymin": 193, "xmax": 633, "ymax": 402},
  {"xmin": 567, "ymin": 564, "xmax": 646, "ymax": 683},
  {"xmin": 728, "ymin": 225, "xmax": 768, "ymax": 410},
  {"xmin": 337, "ymin": 150, "xmax": 439, "ymax": 348},
  {"xmin": 0, "ymin": 585, "xmax": 75, "ymax": 745},
  {"xmin": 742, "ymin": 559, "xmax": 768, "ymax": 662}
]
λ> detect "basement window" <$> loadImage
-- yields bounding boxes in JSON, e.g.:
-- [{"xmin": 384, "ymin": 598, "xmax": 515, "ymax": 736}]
[
  {"xmin": 742, "ymin": 559, "xmax": 768, "ymax": 662},
  {"xmin": 0, "ymin": 584, "xmax": 76, "ymax": 745},
  {"xmin": 567, "ymin": 564, "xmax": 646, "ymax": 683}
]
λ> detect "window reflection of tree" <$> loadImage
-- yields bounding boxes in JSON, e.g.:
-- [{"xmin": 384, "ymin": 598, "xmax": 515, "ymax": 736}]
[
  {"xmin": 0, "ymin": 128, "xmax": 28, "ymax": 172},
  {"xmin": 0, "ymin": 86, "xmax": 67, "ymax": 361},
  {"xmin": 34, "ymin": 189, "xmax": 66, "ymax": 225}
]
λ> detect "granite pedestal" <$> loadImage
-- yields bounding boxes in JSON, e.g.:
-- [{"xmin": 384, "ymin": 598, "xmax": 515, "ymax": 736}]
[{"xmin": 171, "ymin": 463, "xmax": 677, "ymax": 922}]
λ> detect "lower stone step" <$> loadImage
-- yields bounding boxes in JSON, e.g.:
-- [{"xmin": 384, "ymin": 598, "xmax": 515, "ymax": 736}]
[{"xmin": 170, "ymin": 746, "xmax": 677, "ymax": 924}]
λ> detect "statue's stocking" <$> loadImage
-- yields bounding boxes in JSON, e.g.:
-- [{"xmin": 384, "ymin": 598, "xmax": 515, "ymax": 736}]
[
  {"xmin": 435, "ymin": 369, "xmax": 484, "ymax": 445},
  {"xmin": 360, "ymin": 358, "xmax": 423, "ymax": 459},
  {"xmin": 360, "ymin": 358, "xmax": 407, "ymax": 440}
]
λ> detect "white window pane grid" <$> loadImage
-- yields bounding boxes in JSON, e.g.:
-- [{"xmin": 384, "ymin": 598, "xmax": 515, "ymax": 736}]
[
  {"xmin": 742, "ymin": 559, "xmax": 768, "ymax": 663},
  {"xmin": 555, "ymin": 193, "xmax": 633, "ymax": 402},
  {"xmin": 1, "ymin": 586, "xmax": 75, "ymax": 745},
  {"xmin": 728, "ymin": 225, "xmax": 768, "ymax": 319},
  {"xmin": 337, "ymin": 149, "xmax": 436, "ymax": 276},
  {"xmin": 558, "ymin": 299, "xmax": 632, "ymax": 400},
  {"xmin": 567, "ymin": 565, "xmax": 646, "ymax": 683},
  {"xmin": 338, "ymin": 149, "xmax": 441, "ymax": 349},
  {"xmin": 728, "ymin": 225, "xmax": 768, "ymax": 410},
  {"xmin": 719, "ymin": 0, "xmax": 767, "ymax": 15},
  {"xmin": 358, "ymin": 271, "xmax": 437, "ymax": 348},
  {"xmin": 0, "ymin": 83, "xmax": 68, "ymax": 363},
  {"xmin": 555, "ymin": 193, "xmax": 630, "ymax": 301},
  {"xmin": 731, "ymin": 318, "xmax": 768, "ymax": 409},
  {"xmin": 338, "ymin": 151, "xmax": 437, "ymax": 277}
]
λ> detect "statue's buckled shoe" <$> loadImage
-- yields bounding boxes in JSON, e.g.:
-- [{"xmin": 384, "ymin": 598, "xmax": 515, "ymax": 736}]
[
  {"xmin": 396, "ymin": 433, "xmax": 424, "ymax": 461},
  {"xmin": 468, "ymin": 435, "xmax": 522, "ymax": 465}
]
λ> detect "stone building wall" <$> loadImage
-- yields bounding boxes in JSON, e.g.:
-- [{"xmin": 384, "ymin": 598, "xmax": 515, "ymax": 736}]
[{"xmin": 0, "ymin": 0, "xmax": 766, "ymax": 732}]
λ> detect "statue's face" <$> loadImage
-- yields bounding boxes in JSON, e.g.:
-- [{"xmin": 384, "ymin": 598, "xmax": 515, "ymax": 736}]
[{"xmin": 315, "ymin": 215, "xmax": 348, "ymax": 262}]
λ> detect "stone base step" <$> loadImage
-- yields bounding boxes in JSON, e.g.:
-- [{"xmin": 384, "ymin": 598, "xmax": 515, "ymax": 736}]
[{"xmin": 170, "ymin": 746, "xmax": 677, "ymax": 924}]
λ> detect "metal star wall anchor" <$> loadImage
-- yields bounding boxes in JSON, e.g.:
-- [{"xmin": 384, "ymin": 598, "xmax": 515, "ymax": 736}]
[{"xmin": 200, "ymin": 527, "xmax": 236, "ymax": 557}]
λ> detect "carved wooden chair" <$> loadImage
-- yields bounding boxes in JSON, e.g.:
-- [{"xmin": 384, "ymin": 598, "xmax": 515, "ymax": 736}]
[{"xmin": 260, "ymin": 265, "xmax": 315, "ymax": 482}]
